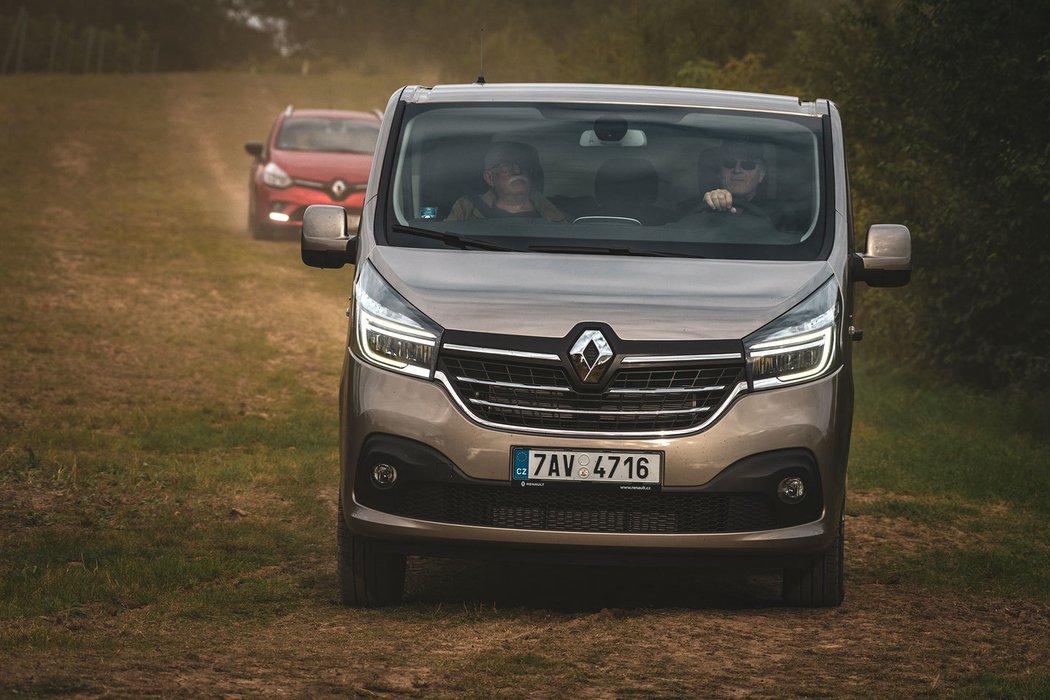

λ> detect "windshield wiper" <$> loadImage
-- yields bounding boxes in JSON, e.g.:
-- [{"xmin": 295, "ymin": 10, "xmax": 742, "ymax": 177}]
[
  {"xmin": 391, "ymin": 224, "xmax": 521, "ymax": 252},
  {"xmin": 528, "ymin": 244, "xmax": 701, "ymax": 258}
]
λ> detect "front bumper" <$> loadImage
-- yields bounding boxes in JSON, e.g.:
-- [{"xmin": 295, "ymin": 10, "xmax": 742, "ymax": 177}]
[
  {"xmin": 253, "ymin": 184, "xmax": 365, "ymax": 229},
  {"xmin": 340, "ymin": 353, "xmax": 851, "ymax": 559}
]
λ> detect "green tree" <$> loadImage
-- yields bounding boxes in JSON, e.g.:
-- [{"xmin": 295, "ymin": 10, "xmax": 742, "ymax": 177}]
[{"xmin": 805, "ymin": 0, "xmax": 1050, "ymax": 388}]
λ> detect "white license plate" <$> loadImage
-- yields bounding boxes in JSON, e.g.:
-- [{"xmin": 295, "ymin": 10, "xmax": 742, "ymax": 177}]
[{"xmin": 512, "ymin": 448, "xmax": 661, "ymax": 484}]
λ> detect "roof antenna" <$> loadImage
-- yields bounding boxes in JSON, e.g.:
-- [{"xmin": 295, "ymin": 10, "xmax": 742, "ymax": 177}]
[{"xmin": 475, "ymin": 28, "xmax": 486, "ymax": 85}]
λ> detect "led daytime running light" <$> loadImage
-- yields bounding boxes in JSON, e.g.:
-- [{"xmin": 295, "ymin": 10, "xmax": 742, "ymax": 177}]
[
  {"xmin": 356, "ymin": 310, "xmax": 436, "ymax": 377},
  {"xmin": 352, "ymin": 264, "xmax": 440, "ymax": 379},
  {"xmin": 750, "ymin": 326, "xmax": 834, "ymax": 387}
]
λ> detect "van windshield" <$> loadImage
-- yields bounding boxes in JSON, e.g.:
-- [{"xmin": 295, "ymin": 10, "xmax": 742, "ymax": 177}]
[{"xmin": 385, "ymin": 103, "xmax": 827, "ymax": 260}]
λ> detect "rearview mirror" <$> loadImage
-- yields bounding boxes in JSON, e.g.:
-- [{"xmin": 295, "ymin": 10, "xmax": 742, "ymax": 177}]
[
  {"xmin": 301, "ymin": 205, "xmax": 358, "ymax": 269},
  {"xmin": 852, "ymin": 224, "xmax": 911, "ymax": 287},
  {"xmin": 579, "ymin": 129, "xmax": 647, "ymax": 147},
  {"xmin": 244, "ymin": 141, "xmax": 264, "ymax": 158}
]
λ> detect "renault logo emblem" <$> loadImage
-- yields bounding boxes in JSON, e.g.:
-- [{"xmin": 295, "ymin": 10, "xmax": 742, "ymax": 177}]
[
  {"xmin": 569, "ymin": 330, "xmax": 614, "ymax": 383},
  {"xmin": 330, "ymin": 179, "xmax": 348, "ymax": 199}
]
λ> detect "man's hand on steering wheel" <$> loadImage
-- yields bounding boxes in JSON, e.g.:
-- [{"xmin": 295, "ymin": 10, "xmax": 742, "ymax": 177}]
[{"xmin": 703, "ymin": 188, "xmax": 738, "ymax": 213}]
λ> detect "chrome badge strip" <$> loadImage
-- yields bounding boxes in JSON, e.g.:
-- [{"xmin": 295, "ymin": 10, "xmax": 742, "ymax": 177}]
[{"xmin": 442, "ymin": 343, "xmax": 561, "ymax": 362}]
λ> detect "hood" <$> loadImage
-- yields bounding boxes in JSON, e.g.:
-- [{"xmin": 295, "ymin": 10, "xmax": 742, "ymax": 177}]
[
  {"xmin": 271, "ymin": 149, "xmax": 372, "ymax": 183},
  {"xmin": 369, "ymin": 247, "xmax": 834, "ymax": 341}
]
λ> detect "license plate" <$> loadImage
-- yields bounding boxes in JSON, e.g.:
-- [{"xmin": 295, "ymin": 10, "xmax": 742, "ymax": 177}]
[{"xmin": 511, "ymin": 448, "xmax": 661, "ymax": 485}]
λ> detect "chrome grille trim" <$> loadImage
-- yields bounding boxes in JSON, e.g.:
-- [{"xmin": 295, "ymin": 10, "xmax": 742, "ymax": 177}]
[
  {"xmin": 456, "ymin": 376, "xmax": 572, "ymax": 393},
  {"xmin": 442, "ymin": 343, "xmax": 561, "ymax": 361},
  {"xmin": 621, "ymin": 352, "xmax": 742, "ymax": 364},
  {"xmin": 609, "ymin": 385, "xmax": 726, "ymax": 394},
  {"xmin": 436, "ymin": 372, "xmax": 748, "ymax": 438},
  {"xmin": 438, "ymin": 341, "xmax": 747, "ymax": 436},
  {"xmin": 468, "ymin": 398, "xmax": 712, "ymax": 416}
]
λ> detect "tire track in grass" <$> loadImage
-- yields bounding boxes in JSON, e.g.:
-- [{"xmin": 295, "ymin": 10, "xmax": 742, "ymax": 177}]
[
  {"xmin": 165, "ymin": 76, "xmax": 247, "ymax": 234},
  {"xmin": 163, "ymin": 74, "xmax": 348, "ymax": 402}
]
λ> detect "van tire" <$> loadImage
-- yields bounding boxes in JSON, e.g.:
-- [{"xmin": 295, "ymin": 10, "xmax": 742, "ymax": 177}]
[
  {"xmin": 782, "ymin": 516, "xmax": 844, "ymax": 607},
  {"xmin": 337, "ymin": 501, "xmax": 406, "ymax": 607}
]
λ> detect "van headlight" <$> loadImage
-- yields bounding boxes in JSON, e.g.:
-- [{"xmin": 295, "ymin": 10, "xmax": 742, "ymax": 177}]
[
  {"xmin": 351, "ymin": 262, "xmax": 441, "ymax": 378},
  {"xmin": 745, "ymin": 277, "xmax": 841, "ymax": 389}
]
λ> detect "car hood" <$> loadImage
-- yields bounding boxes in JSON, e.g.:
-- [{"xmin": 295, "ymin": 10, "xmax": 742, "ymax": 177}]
[
  {"xmin": 369, "ymin": 248, "xmax": 834, "ymax": 341},
  {"xmin": 272, "ymin": 149, "xmax": 372, "ymax": 182}
]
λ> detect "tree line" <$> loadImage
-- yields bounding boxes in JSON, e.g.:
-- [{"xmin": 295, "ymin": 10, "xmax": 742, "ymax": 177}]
[
  {"xmin": 0, "ymin": 0, "xmax": 272, "ymax": 72},
  {"xmin": 4, "ymin": 0, "xmax": 1047, "ymax": 392}
]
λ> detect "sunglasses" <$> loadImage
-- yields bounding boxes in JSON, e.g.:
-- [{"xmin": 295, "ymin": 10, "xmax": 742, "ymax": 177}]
[
  {"xmin": 721, "ymin": 158, "xmax": 761, "ymax": 171},
  {"xmin": 487, "ymin": 161, "xmax": 531, "ymax": 175}
]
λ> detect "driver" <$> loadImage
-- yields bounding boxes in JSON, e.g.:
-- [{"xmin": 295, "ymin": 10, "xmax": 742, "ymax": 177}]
[
  {"xmin": 702, "ymin": 141, "xmax": 766, "ymax": 214},
  {"xmin": 447, "ymin": 141, "xmax": 566, "ymax": 222}
]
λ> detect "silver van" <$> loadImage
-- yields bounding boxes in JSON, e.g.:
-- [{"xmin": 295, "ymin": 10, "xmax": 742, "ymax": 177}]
[{"xmin": 301, "ymin": 83, "xmax": 911, "ymax": 607}]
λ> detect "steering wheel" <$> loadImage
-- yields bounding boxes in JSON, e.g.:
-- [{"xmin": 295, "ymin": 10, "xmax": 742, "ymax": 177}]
[{"xmin": 699, "ymin": 201, "xmax": 775, "ymax": 227}]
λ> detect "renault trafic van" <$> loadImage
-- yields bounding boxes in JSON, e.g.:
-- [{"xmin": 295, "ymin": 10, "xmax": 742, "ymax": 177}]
[{"xmin": 300, "ymin": 83, "xmax": 911, "ymax": 607}]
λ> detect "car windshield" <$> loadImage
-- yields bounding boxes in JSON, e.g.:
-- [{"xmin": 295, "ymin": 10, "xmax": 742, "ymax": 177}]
[
  {"xmin": 277, "ymin": 116, "xmax": 379, "ymax": 154},
  {"xmin": 385, "ymin": 102, "xmax": 827, "ymax": 260}
]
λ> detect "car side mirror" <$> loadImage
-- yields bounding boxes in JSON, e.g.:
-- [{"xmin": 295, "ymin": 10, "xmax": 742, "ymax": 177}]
[
  {"xmin": 301, "ymin": 205, "xmax": 358, "ymax": 269},
  {"xmin": 244, "ymin": 141, "xmax": 264, "ymax": 158},
  {"xmin": 852, "ymin": 224, "xmax": 911, "ymax": 287}
]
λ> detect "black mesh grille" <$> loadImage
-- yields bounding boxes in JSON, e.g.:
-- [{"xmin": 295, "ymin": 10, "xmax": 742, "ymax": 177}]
[
  {"xmin": 391, "ymin": 483, "xmax": 777, "ymax": 534},
  {"xmin": 440, "ymin": 354, "xmax": 744, "ymax": 433}
]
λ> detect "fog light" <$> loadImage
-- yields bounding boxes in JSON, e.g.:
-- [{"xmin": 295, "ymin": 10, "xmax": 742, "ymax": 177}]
[
  {"xmin": 777, "ymin": 476, "xmax": 805, "ymax": 503},
  {"xmin": 371, "ymin": 463, "xmax": 397, "ymax": 489}
]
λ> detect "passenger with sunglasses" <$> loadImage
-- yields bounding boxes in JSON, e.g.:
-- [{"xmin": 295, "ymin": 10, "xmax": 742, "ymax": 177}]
[{"xmin": 447, "ymin": 141, "xmax": 566, "ymax": 221}]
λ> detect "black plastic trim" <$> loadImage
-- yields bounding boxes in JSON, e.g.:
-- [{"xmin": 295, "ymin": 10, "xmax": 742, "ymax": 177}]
[{"xmin": 353, "ymin": 434, "xmax": 823, "ymax": 532}]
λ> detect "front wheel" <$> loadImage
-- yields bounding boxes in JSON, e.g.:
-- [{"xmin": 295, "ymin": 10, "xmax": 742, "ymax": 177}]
[
  {"xmin": 337, "ymin": 500, "xmax": 406, "ymax": 607},
  {"xmin": 248, "ymin": 192, "xmax": 271, "ymax": 240},
  {"xmin": 782, "ymin": 516, "xmax": 844, "ymax": 607}
]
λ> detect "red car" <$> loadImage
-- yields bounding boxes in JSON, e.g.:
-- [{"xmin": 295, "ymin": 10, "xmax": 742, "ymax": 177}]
[{"xmin": 245, "ymin": 106, "xmax": 380, "ymax": 239}]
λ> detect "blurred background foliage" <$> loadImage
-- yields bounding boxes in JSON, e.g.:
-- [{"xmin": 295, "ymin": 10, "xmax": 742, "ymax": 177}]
[{"xmin": 3, "ymin": 0, "xmax": 1048, "ymax": 393}]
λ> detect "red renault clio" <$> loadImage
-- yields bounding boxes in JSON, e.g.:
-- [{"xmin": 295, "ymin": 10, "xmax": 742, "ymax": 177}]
[{"xmin": 245, "ymin": 106, "xmax": 380, "ymax": 239}]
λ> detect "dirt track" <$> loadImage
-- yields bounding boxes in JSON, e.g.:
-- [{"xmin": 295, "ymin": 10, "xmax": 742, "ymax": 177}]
[{"xmin": 6, "ymin": 539, "xmax": 1048, "ymax": 697}]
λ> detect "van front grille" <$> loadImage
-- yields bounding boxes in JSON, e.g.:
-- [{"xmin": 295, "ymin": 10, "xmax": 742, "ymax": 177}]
[
  {"xmin": 439, "ymin": 352, "xmax": 745, "ymax": 435},
  {"xmin": 392, "ymin": 483, "xmax": 777, "ymax": 534}
]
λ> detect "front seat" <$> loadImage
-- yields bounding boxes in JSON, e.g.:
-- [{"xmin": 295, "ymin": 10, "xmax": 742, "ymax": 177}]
[{"xmin": 593, "ymin": 157, "xmax": 672, "ymax": 225}]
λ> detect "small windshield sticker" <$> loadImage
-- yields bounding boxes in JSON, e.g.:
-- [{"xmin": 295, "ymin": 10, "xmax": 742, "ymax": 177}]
[{"xmin": 419, "ymin": 206, "xmax": 438, "ymax": 219}]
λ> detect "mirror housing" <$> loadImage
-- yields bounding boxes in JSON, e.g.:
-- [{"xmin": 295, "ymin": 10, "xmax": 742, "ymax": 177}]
[
  {"xmin": 301, "ymin": 205, "xmax": 358, "ymax": 269},
  {"xmin": 244, "ymin": 141, "xmax": 264, "ymax": 158},
  {"xmin": 852, "ymin": 224, "xmax": 911, "ymax": 287}
]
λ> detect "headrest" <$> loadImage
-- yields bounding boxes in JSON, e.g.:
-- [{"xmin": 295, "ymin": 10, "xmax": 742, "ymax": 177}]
[
  {"xmin": 484, "ymin": 141, "xmax": 539, "ymax": 171},
  {"xmin": 595, "ymin": 157, "xmax": 658, "ymax": 205},
  {"xmin": 710, "ymin": 139, "xmax": 767, "ymax": 164}
]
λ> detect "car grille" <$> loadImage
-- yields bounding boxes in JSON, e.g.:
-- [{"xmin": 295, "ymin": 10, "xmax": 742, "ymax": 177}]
[
  {"xmin": 439, "ymin": 352, "xmax": 745, "ymax": 434},
  {"xmin": 392, "ymin": 483, "xmax": 777, "ymax": 534}
]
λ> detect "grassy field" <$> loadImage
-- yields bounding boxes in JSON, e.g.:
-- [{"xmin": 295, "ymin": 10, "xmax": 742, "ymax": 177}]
[{"xmin": 1, "ymin": 71, "xmax": 1047, "ymax": 698}]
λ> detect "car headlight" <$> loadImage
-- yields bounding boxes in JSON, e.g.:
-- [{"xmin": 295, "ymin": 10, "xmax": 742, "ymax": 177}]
[
  {"xmin": 351, "ymin": 262, "xmax": 441, "ymax": 378},
  {"xmin": 262, "ymin": 162, "xmax": 292, "ymax": 188},
  {"xmin": 745, "ymin": 277, "xmax": 841, "ymax": 389}
]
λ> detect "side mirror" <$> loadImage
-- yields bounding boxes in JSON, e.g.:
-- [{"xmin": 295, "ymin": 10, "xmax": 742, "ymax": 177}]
[
  {"xmin": 852, "ymin": 224, "xmax": 911, "ymax": 287},
  {"xmin": 244, "ymin": 141, "xmax": 264, "ymax": 158},
  {"xmin": 301, "ymin": 205, "xmax": 358, "ymax": 269}
]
